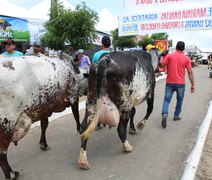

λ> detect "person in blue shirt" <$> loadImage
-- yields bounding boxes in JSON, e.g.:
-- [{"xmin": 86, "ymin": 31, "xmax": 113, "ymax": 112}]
[
  {"xmin": 2, "ymin": 38, "xmax": 23, "ymax": 57},
  {"xmin": 92, "ymin": 35, "xmax": 111, "ymax": 63}
]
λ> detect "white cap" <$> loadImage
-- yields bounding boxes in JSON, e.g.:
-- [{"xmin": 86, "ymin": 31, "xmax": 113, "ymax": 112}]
[{"xmin": 78, "ymin": 49, "xmax": 84, "ymax": 54}]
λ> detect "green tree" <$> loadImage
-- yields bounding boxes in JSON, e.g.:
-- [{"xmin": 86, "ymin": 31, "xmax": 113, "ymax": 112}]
[
  {"xmin": 137, "ymin": 35, "xmax": 153, "ymax": 50},
  {"xmin": 111, "ymin": 28, "xmax": 136, "ymax": 51},
  {"xmin": 41, "ymin": 2, "xmax": 99, "ymax": 53},
  {"xmin": 138, "ymin": 33, "xmax": 173, "ymax": 50}
]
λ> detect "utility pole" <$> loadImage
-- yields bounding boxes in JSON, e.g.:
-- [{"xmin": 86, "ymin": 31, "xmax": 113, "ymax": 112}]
[{"xmin": 51, "ymin": 0, "xmax": 58, "ymax": 10}]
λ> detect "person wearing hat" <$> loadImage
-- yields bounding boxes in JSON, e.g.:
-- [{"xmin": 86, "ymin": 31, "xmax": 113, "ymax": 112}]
[
  {"xmin": 92, "ymin": 35, "xmax": 111, "ymax": 63},
  {"xmin": 25, "ymin": 41, "xmax": 44, "ymax": 57},
  {"xmin": 2, "ymin": 38, "xmax": 23, "ymax": 57},
  {"xmin": 159, "ymin": 41, "xmax": 195, "ymax": 129},
  {"xmin": 78, "ymin": 49, "xmax": 91, "ymax": 70}
]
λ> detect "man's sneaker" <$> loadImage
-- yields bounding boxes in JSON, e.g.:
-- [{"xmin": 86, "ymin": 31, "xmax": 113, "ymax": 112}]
[
  {"xmin": 161, "ymin": 117, "xmax": 167, "ymax": 128},
  {"xmin": 173, "ymin": 116, "xmax": 181, "ymax": 121}
]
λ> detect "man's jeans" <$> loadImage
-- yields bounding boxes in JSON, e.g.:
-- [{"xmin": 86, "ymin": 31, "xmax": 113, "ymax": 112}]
[{"xmin": 162, "ymin": 83, "xmax": 185, "ymax": 118}]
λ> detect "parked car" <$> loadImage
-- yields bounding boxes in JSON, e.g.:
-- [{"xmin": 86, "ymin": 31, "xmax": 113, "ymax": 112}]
[{"xmin": 198, "ymin": 58, "xmax": 208, "ymax": 64}]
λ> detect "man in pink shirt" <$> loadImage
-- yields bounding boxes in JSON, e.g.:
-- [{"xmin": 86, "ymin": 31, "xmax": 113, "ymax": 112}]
[{"xmin": 159, "ymin": 41, "xmax": 195, "ymax": 128}]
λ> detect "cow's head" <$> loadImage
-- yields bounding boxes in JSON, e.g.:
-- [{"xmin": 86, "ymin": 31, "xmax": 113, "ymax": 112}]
[
  {"xmin": 147, "ymin": 48, "xmax": 161, "ymax": 73},
  {"xmin": 57, "ymin": 51, "xmax": 81, "ymax": 74},
  {"xmin": 57, "ymin": 51, "xmax": 88, "ymax": 95},
  {"xmin": 70, "ymin": 59, "xmax": 80, "ymax": 74},
  {"xmin": 77, "ymin": 67, "xmax": 89, "ymax": 96}
]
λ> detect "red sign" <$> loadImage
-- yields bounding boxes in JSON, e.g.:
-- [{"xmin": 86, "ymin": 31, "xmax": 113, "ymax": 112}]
[{"xmin": 155, "ymin": 40, "xmax": 168, "ymax": 51}]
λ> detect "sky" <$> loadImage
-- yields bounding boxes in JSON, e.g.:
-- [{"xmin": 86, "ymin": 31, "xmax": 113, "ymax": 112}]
[
  {"xmin": 7, "ymin": 0, "xmax": 126, "ymax": 16},
  {"xmin": 72, "ymin": 0, "xmax": 126, "ymax": 15},
  {"xmin": 6, "ymin": 0, "xmax": 212, "ymax": 50}
]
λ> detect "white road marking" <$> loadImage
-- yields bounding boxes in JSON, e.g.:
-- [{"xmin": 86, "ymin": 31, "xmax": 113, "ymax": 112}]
[
  {"xmin": 182, "ymin": 100, "xmax": 212, "ymax": 180},
  {"xmin": 30, "ymin": 101, "xmax": 86, "ymax": 129}
]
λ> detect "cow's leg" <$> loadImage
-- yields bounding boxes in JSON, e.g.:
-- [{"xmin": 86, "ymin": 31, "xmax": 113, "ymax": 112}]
[
  {"xmin": 0, "ymin": 134, "xmax": 19, "ymax": 179},
  {"xmin": 39, "ymin": 118, "xmax": 49, "ymax": 150},
  {"xmin": 137, "ymin": 92, "xmax": 154, "ymax": 130},
  {"xmin": 129, "ymin": 107, "xmax": 136, "ymax": 134},
  {"xmin": 71, "ymin": 99, "xmax": 81, "ymax": 133},
  {"xmin": 0, "ymin": 153, "xmax": 19, "ymax": 180},
  {"xmin": 78, "ymin": 110, "xmax": 91, "ymax": 170},
  {"xmin": 117, "ymin": 113, "xmax": 133, "ymax": 152}
]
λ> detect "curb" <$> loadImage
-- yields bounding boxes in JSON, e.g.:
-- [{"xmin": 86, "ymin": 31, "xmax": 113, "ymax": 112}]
[
  {"xmin": 181, "ymin": 100, "xmax": 212, "ymax": 180},
  {"xmin": 30, "ymin": 101, "xmax": 86, "ymax": 129}
]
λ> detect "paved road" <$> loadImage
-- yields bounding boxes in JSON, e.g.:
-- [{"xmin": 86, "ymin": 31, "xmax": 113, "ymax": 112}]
[{"xmin": 0, "ymin": 65, "xmax": 212, "ymax": 180}]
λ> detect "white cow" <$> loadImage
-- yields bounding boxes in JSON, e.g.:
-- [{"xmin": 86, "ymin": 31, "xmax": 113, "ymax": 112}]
[{"xmin": 0, "ymin": 53, "xmax": 83, "ymax": 179}]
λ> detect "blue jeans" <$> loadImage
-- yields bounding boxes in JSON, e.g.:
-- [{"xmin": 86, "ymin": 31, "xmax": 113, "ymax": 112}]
[{"xmin": 162, "ymin": 83, "xmax": 185, "ymax": 118}]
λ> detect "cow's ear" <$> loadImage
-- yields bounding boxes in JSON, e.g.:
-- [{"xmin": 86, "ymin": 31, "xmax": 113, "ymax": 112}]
[{"xmin": 83, "ymin": 73, "xmax": 89, "ymax": 78}]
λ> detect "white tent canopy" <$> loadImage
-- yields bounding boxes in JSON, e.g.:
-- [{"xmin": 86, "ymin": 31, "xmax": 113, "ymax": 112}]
[
  {"xmin": 0, "ymin": 0, "xmax": 74, "ymax": 20},
  {"xmin": 96, "ymin": 8, "xmax": 118, "ymax": 32},
  {"xmin": 27, "ymin": 1, "xmax": 118, "ymax": 31},
  {"xmin": 0, "ymin": 0, "xmax": 28, "ymax": 19},
  {"xmin": 27, "ymin": 0, "xmax": 74, "ymax": 20},
  {"xmin": 1, "ymin": 0, "xmax": 118, "ymax": 31}
]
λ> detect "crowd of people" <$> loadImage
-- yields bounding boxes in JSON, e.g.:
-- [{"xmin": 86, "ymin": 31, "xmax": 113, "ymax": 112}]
[
  {"xmin": 0, "ymin": 36, "xmax": 196, "ymax": 129},
  {"xmin": 0, "ymin": 38, "xmax": 44, "ymax": 57},
  {"xmin": 0, "ymin": 35, "xmax": 112, "ymax": 66}
]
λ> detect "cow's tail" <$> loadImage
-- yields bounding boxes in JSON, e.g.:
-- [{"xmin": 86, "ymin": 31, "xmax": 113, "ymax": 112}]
[
  {"xmin": 80, "ymin": 100, "xmax": 100, "ymax": 141},
  {"xmin": 80, "ymin": 56, "xmax": 111, "ymax": 141}
]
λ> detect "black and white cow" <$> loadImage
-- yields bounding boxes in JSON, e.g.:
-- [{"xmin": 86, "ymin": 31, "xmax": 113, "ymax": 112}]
[
  {"xmin": 0, "ymin": 53, "xmax": 84, "ymax": 179},
  {"xmin": 78, "ymin": 49, "xmax": 160, "ymax": 169}
]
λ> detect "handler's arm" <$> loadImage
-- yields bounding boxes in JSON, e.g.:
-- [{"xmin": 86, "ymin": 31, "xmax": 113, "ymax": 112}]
[
  {"xmin": 187, "ymin": 68, "xmax": 195, "ymax": 93},
  {"xmin": 159, "ymin": 62, "xmax": 166, "ymax": 68},
  {"xmin": 159, "ymin": 54, "xmax": 168, "ymax": 68}
]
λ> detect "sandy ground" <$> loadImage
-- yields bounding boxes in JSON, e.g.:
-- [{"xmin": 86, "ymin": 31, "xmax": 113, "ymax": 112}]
[{"xmin": 196, "ymin": 120, "xmax": 212, "ymax": 179}]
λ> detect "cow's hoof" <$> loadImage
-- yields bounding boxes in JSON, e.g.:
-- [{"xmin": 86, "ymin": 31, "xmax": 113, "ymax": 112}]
[
  {"xmin": 79, "ymin": 162, "xmax": 91, "ymax": 170},
  {"xmin": 78, "ymin": 148, "xmax": 90, "ymax": 170},
  {"xmin": 128, "ymin": 127, "xmax": 136, "ymax": 134},
  {"xmin": 137, "ymin": 120, "xmax": 146, "ymax": 130},
  {"xmin": 39, "ymin": 143, "xmax": 50, "ymax": 151},
  {"xmin": 7, "ymin": 171, "xmax": 20, "ymax": 180},
  {"xmin": 123, "ymin": 140, "xmax": 133, "ymax": 152}
]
